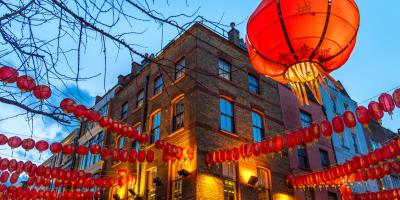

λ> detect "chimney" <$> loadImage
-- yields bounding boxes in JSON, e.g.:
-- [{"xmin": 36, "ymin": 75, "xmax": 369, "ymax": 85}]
[
  {"xmin": 118, "ymin": 75, "xmax": 125, "ymax": 85},
  {"xmin": 95, "ymin": 96, "xmax": 102, "ymax": 104},
  {"xmin": 228, "ymin": 22, "xmax": 241, "ymax": 46},
  {"xmin": 131, "ymin": 61, "xmax": 142, "ymax": 74}
]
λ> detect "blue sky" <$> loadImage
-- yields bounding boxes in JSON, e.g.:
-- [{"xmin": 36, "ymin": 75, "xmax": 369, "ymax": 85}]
[{"xmin": 1, "ymin": 0, "xmax": 399, "ymax": 163}]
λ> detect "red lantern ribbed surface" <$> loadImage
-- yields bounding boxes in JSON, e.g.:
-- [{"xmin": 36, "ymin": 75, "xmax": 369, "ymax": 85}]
[
  {"xmin": 246, "ymin": 0, "xmax": 359, "ymax": 105},
  {"xmin": 16, "ymin": 75, "xmax": 36, "ymax": 92},
  {"xmin": 0, "ymin": 66, "xmax": 18, "ymax": 83},
  {"xmin": 33, "ymin": 85, "xmax": 52, "ymax": 100}
]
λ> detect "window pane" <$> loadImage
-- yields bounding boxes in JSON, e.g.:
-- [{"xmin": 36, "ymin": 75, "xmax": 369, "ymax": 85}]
[
  {"xmin": 220, "ymin": 98, "xmax": 234, "ymax": 133},
  {"xmin": 151, "ymin": 112, "xmax": 161, "ymax": 143},
  {"xmin": 298, "ymin": 145, "xmax": 309, "ymax": 169},
  {"xmin": 154, "ymin": 76, "xmax": 164, "ymax": 95},
  {"xmin": 173, "ymin": 99, "xmax": 184, "ymax": 131},
  {"xmin": 252, "ymin": 112, "xmax": 264, "ymax": 142},
  {"xmin": 300, "ymin": 111, "xmax": 312, "ymax": 128},
  {"xmin": 248, "ymin": 75, "xmax": 259, "ymax": 94},
  {"xmin": 137, "ymin": 90, "xmax": 144, "ymax": 108},
  {"xmin": 319, "ymin": 149, "xmax": 329, "ymax": 168},
  {"xmin": 218, "ymin": 60, "xmax": 231, "ymax": 80},
  {"xmin": 175, "ymin": 59, "xmax": 185, "ymax": 80},
  {"xmin": 121, "ymin": 102, "xmax": 128, "ymax": 119}
]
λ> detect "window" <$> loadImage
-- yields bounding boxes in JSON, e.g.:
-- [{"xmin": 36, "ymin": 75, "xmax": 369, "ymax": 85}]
[
  {"xmin": 136, "ymin": 89, "xmax": 144, "ymax": 108},
  {"xmin": 371, "ymin": 139, "xmax": 382, "ymax": 151},
  {"xmin": 257, "ymin": 168, "xmax": 271, "ymax": 200},
  {"xmin": 150, "ymin": 112, "xmax": 161, "ymax": 144},
  {"xmin": 319, "ymin": 149, "xmax": 329, "ymax": 168},
  {"xmin": 298, "ymin": 145, "xmax": 309, "ymax": 169},
  {"xmin": 154, "ymin": 76, "xmax": 163, "ymax": 95},
  {"xmin": 300, "ymin": 111, "xmax": 312, "ymax": 128},
  {"xmin": 352, "ymin": 134, "xmax": 360, "ymax": 154},
  {"xmin": 218, "ymin": 59, "xmax": 231, "ymax": 80},
  {"xmin": 344, "ymin": 103, "xmax": 349, "ymax": 111},
  {"xmin": 99, "ymin": 104, "xmax": 109, "ymax": 116},
  {"xmin": 117, "ymin": 136, "xmax": 125, "ymax": 149},
  {"xmin": 132, "ymin": 124, "xmax": 141, "ymax": 151},
  {"xmin": 173, "ymin": 98, "xmax": 184, "ymax": 131},
  {"xmin": 121, "ymin": 102, "xmax": 128, "ymax": 119},
  {"xmin": 252, "ymin": 111, "xmax": 264, "ymax": 142},
  {"xmin": 220, "ymin": 98, "xmax": 234, "ymax": 133},
  {"xmin": 175, "ymin": 58, "xmax": 185, "ymax": 80},
  {"xmin": 222, "ymin": 163, "xmax": 236, "ymax": 200},
  {"xmin": 248, "ymin": 75, "xmax": 260, "ymax": 94},
  {"xmin": 146, "ymin": 168, "xmax": 157, "ymax": 200},
  {"xmin": 171, "ymin": 163, "xmax": 184, "ymax": 200},
  {"xmin": 79, "ymin": 131, "xmax": 104, "ymax": 170}
]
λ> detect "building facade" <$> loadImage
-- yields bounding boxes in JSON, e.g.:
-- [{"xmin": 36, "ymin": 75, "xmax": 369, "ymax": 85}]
[
  {"xmin": 320, "ymin": 80, "xmax": 376, "ymax": 193},
  {"xmin": 279, "ymin": 85, "xmax": 340, "ymax": 200},
  {"xmin": 101, "ymin": 23, "xmax": 293, "ymax": 200}
]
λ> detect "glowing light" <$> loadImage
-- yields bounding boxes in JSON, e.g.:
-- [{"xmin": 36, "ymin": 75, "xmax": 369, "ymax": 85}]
[{"xmin": 273, "ymin": 193, "xmax": 294, "ymax": 200}]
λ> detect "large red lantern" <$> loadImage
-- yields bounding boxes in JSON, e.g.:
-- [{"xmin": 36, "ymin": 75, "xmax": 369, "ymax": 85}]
[
  {"xmin": 320, "ymin": 120, "xmax": 333, "ymax": 139},
  {"xmin": 368, "ymin": 101, "xmax": 384, "ymax": 124},
  {"xmin": 60, "ymin": 98, "xmax": 76, "ymax": 113},
  {"xmin": 35, "ymin": 140, "xmax": 49, "ymax": 152},
  {"xmin": 356, "ymin": 106, "xmax": 370, "ymax": 128},
  {"xmin": 33, "ymin": 85, "xmax": 52, "ymax": 100},
  {"xmin": 62, "ymin": 144, "xmax": 75, "ymax": 155},
  {"xmin": 0, "ymin": 134, "xmax": 7, "ymax": 145},
  {"xmin": 378, "ymin": 93, "xmax": 395, "ymax": 116},
  {"xmin": 50, "ymin": 142, "xmax": 63, "ymax": 154},
  {"xmin": 21, "ymin": 138, "xmax": 35, "ymax": 151},
  {"xmin": 274, "ymin": 135, "xmax": 283, "ymax": 153},
  {"xmin": 138, "ymin": 150, "xmax": 146, "ymax": 163},
  {"xmin": 246, "ymin": 0, "xmax": 360, "ymax": 105},
  {"xmin": 99, "ymin": 116, "xmax": 113, "ymax": 128},
  {"xmin": 343, "ymin": 110, "xmax": 357, "ymax": 133},
  {"xmin": 332, "ymin": 116, "xmax": 344, "ymax": 135},
  {"xmin": 392, "ymin": 89, "xmax": 400, "ymax": 108},
  {"xmin": 0, "ymin": 66, "xmax": 18, "ymax": 83},
  {"xmin": 89, "ymin": 144, "xmax": 101, "ymax": 155},
  {"xmin": 16, "ymin": 75, "xmax": 36, "ymax": 92},
  {"xmin": 76, "ymin": 145, "xmax": 88, "ymax": 156},
  {"xmin": 87, "ymin": 110, "xmax": 101, "ymax": 122},
  {"xmin": 8, "ymin": 136, "xmax": 22, "ymax": 149},
  {"xmin": 129, "ymin": 150, "xmax": 137, "ymax": 163},
  {"xmin": 73, "ymin": 104, "xmax": 89, "ymax": 120},
  {"xmin": 310, "ymin": 123, "xmax": 321, "ymax": 142},
  {"xmin": 146, "ymin": 150, "xmax": 155, "ymax": 163}
]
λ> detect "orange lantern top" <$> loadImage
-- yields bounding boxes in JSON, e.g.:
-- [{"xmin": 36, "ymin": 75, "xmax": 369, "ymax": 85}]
[{"xmin": 246, "ymin": 0, "xmax": 360, "ymax": 105}]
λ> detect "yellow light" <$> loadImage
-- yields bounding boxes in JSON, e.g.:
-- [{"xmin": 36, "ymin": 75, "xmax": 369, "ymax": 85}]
[
  {"xmin": 240, "ymin": 168, "xmax": 255, "ymax": 184},
  {"xmin": 273, "ymin": 193, "xmax": 294, "ymax": 200}
]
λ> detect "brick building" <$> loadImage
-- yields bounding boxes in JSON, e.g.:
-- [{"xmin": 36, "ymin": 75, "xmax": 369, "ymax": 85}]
[
  {"xmin": 278, "ymin": 85, "xmax": 340, "ymax": 200},
  {"xmin": 102, "ymin": 22, "xmax": 293, "ymax": 200}
]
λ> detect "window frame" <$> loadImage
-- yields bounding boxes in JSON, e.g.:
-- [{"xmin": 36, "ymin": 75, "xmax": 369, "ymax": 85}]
[
  {"xmin": 248, "ymin": 74, "xmax": 260, "ymax": 94},
  {"xmin": 300, "ymin": 110, "xmax": 312, "ymax": 128},
  {"xmin": 150, "ymin": 111, "xmax": 161, "ymax": 144},
  {"xmin": 117, "ymin": 136, "xmax": 125, "ymax": 150},
  {"xmin": 175, "ymin": 58, "xmax": 185, "ymax": 80},
  {"xmin": 172, "ymin": 96, "xmax": 185, "ymax": 132},
  {"xmin": 136, "ymin": 89, "xmax": 145, "ymax": 108},
  {"xmin": 219, "ymin": 97, "xmax": 235, "ymax": 133},
  {"xmin": 297, "ymin": 144, "xmax": 309, "ymax": 170},
  {"xmin": 154, "ymin": 75, "xmax": 164, "ymax": 95},
  {"xmin": 319, "ymin": 149, "xmax": 329, "ymax": 168},
  {"xmin": 252, "ymin": 110, "xmax": 265, "ymax": 142},
  {"xmin": 121, "ymin": 101, "xmax": 129, "ymax": 119},
  {"xmin": 257, "ymin": 167, "xmax": 272, "ymax": 200},
  {"xmin": 222, "ymin": 163, "xmax": 236, "ymax": 200},
  {"xmin": 218, "ymin": 59, "xmax": 232, "ymax": 80}
]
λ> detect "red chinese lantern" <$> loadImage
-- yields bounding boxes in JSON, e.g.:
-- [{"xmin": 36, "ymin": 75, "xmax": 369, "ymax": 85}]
[
  {"xmin": 226, "ymin": 149, "xmax": 233, "ymax": 162},
  {"xmin": 127, "ymin": 126, "xmax": 139, "ymax": 139},
  {"xmin": 138, "ymin": 133, "xmax": 149, "ymax": 145},
  {"xmin": 392, "ymin": 89, "xmax": 400, "ymax": 108},
  {"xmin": 118, "ymin": 176, "xmax": 125, "ymax": 187},
  {"xmin": 16, "ymin": 75, "xmax": 36, "ymax": 92},
  {"xmin": 320, "ymin": 120, "xmax": 333, "ymax": 139},
  {"xmin": 343, "ymin": 110, "xmax": 357, "ymax": 133},
  {"xmin": 50, "ymin": 142, "xmax": 62, "ymax": 154},
  {"xmin": 137, "ymin": 150, "xmax": 146, "ymax": 163},
  {"xmin": 368, "ymin": 101, "xmax": 384, "ymax": 124},
  {"xmin": 118, "ymin": 149, "xmax": 128, "ymax": 163},
  {"xmin": 109, "ymin": 121, "xmax": 122, "ymax": 134},
  {"xmin": 206, "ymin": 152, "xmax": 214, "ymax": 166},
  {"xmin": 379, "ymin": 93, "xmax": 395, "ymax": 116},
  {"xmin": 8, "ymin": 136, "xmax": 22, "ymax": 149},
  {"xmin": 62, "ymin": 144, "xmax": 75, "ymax": 155},
  {"xmin": 332, "ymin": 116, "xmax": 345, "ymax": 135},
  {"xmin": 76, "ymin": 145, "xmax": 88, "ymax": 156},
  {"xmin": 232, "ymin": 147, "xmax": 240, "ymax": 161},
  {"xmin": 292, "ymin": 130, "xmax": 303, "ymax": 147},
  {"xmin": 87, "ymin": 110, "xmax": 100, "ymax": 122},
  {"xmin": 284, "ymin": 133, "xmax": 294, "ymax": 151},
  {"xmin": 33, "ymin": 85, "xmax": 51, "ymax": 100},
  {"xmin": 35, "ymin": 140, "xmax": 49, "ymax": 152},
  {"xmin": 21, "ymin": 138, "xmax": 35, "ymax": 151},
  {"xmin": 74, "ymin": 104, "xmax": 89, "ymax": 120},
  {"xmin": 89, "ymin": 144, "xmax": 101, "ymax": 155},
  {"xmin": 246, "ymin": 0, "xmax": 360, "ymax": 105},
  {"xmin": 0, "ymin": 171, "xmax": 9, "ymax": 183},
  {"xmin": 0, "ymin": 134, "xmax": 7, "ymax": 145},
  {"xmin": 155, "ymin": 140, "xmax": 165, "ymax": 149},
  {"xmin": 356, "ymin": 106, "xmax": 370, "ymax": 128},
  {"xmin": 219, "ymin": 150, "xmax": 226, "ymax": 162},
  {"xmin": 146, "ymin": 150, "xmax": 155, "ymax": 163},
  {"xmin": 301, "ymin": 127, "xmax": 313, "ymax": 145},
  {"xmin": 9, "ymin": 173, "xmax": 19, "ymax": 184},
  {"xmin": 0, "ymin": 66, "xmax": 18, "ymax": 83},
  {"xmin": 129, "ymin": 150, "xmax": 137, "ymax": 163},
  {"xmin": 310, "ymin": 123, "xmax": 321, "ymax": 142},
  {"xmin": 99, "ymin": 116, "xmax": 113, "ymax": 128},
  {"xmin": 274, "ymin": 135, "xmax": 283, "ymax": 153},
  {"xmin": 60, "ymin": 98, "xmax": 76, "ymax": 113}
]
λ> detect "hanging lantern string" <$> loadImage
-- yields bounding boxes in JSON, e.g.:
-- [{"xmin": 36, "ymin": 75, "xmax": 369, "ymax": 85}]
[
  {"xmin": 0, "ymin": 129, "xmax": 61, "ymax": 141},
  {"xmin": 358, "ymin": 84, "xmax": 400, "ymax": 105}
]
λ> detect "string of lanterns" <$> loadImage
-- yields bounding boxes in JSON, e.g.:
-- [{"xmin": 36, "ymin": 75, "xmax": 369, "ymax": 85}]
[
  {"xmin": 286, "ymin": 136, "xmax": 400, "ymax": 189},
  {"xmin": 155, "ymin": 140, "xmax": 194, "ymax": 163},
  {"xmin": 0, "ymin": 134, "xmax": 155, "ymax": 164},
  {"xmin": 0, "ymin": 184, "xmax": 103, "ymax": 200},
  {"xmin": 0, "ymin": 65, "xmax": 52, "ymax": 100},
  {"xmin": 206, "ymin": 89, "xmax": 400, "ymax": 166},
  {"xmin": 353, "ymin": 188, "xmax": 400, "ymax": 200}
]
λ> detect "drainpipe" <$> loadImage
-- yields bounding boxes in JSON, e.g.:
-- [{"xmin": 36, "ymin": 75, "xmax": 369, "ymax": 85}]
[{"xmin": 137, "ymin": 74, "xmax": 150, "ymax": 200}]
